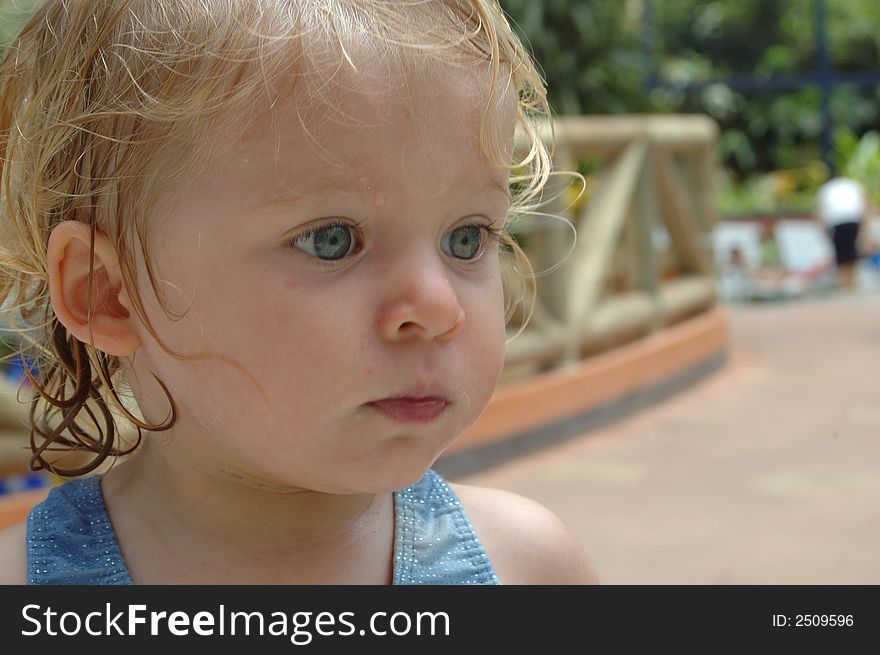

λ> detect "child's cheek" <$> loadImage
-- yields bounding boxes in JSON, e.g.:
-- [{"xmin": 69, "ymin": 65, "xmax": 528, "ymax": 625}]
[{"xmin": 471, "ymin": 295, "xmax": 507, "ymax": 390}]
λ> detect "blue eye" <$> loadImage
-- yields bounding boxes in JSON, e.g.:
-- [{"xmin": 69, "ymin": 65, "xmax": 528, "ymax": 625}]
[
  {"xmin": 291, "ymin": 222, "xmax": 357, "ymax": 261},
  {"xmin": 441, "ymin": 225, "xmax": 484, "ymax": 260}
]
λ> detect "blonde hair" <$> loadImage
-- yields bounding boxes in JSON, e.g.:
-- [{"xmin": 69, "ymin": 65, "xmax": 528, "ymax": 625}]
[{"xmin": 0, "ymin": 0, "xmax": 549, "ymax": 476}]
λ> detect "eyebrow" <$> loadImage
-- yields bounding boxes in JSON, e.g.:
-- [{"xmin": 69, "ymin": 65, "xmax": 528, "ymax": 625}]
[
  {"xmin": 252, "ymin": 177, "xmax": 511, "ymax": 210},
  {"xmin": 252, "ymin": 179, "xmax": 354, "ymax": 208},
  {"xmin": 467, "ymin": 180, "xmax": 512, "ymax": 201}
]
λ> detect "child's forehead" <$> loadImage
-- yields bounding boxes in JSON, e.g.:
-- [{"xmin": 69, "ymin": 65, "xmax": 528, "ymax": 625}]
[
  {"xmin": 237, "ymin": 38, "xmax": 512, "ymax": 135},
  {"xmin": 221, "ymin": 56, "xmax": 513, "ymax": 176},
  {"xmin": 159, "ymin": 45, "xmax": 516, "ymax": 216},
  {"xmin": 155, "ymin": 64, "xmax": 504, "ymax": 219}
]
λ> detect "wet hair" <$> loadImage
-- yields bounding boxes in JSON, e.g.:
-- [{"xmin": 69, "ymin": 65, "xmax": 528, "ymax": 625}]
[{"xmin": 0, "ymin": 0, "xmax": 549, "ymax": 476}]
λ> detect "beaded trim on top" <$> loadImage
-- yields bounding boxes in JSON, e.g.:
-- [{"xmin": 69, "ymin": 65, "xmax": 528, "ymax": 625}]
[
  {"xmin": 392, "ymin": 469, "xmax": 500, "ymax": 585},
  {"xmin": 27, "ymin": 476, "xmax": 133, "ymax": 585}
]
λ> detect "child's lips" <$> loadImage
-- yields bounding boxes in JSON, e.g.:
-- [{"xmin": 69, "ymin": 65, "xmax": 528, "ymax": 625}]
[{"xmin": 366, "ymin": 397, "xmax": 449, "ymax": 424}]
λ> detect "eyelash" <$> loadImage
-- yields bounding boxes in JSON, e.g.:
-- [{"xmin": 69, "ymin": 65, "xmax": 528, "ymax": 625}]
[
  {"xmin": 288, "ymin": 219, "xmax": 505, "ymax": 267},
  {"xmin": 289, "ymin": 218, "xmax": 361, "ymax": 257}
]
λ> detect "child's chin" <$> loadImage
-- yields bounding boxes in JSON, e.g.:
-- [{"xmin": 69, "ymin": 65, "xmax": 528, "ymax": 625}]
[
  {"xmin": 331, "ymin": 459, "xmax": 438, "ymax": 495},
  {"xmin": 376, "ymin": 466, "xmax": 434, "ymax": 493}
]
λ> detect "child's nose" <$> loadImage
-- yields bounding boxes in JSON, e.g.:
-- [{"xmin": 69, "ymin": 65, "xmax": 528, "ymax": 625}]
[{"xmin": 375, "ymin": 257, "xmax": 465, "ymax": 343}]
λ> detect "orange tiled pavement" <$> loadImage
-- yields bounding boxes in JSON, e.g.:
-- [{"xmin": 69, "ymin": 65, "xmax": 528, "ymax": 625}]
[{"xmin": 457, "ymin": 292, "xmax": 880, "ymax": 584}]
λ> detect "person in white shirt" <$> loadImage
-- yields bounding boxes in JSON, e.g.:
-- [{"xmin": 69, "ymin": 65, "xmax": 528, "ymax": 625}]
[{"xmin": 816, "ymin": 177, "xmax": 869, "ymax": 290}]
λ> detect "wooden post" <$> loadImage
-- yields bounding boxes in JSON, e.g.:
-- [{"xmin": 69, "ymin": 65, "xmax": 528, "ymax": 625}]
[
  {"xmin": 562, "ymin": 138, "xmax": 647, "ymax": 361},
  {"xmin": 635, "ymin": 142, "xmax": 662, "ymax": 332}
]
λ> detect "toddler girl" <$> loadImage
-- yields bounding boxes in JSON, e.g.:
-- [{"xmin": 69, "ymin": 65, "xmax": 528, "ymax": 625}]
[{"xmin": 0, "ymin": 0, "xmax": 598, "ymax": 584}]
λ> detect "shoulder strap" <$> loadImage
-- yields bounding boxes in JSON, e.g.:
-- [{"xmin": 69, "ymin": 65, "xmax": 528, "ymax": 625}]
[
  {"xmin": 392, "ymin": 469, "xmax": 499, "ymax": 585},
  {"xmin": 27, "ymin": 477, "xmax": 133, "ymax": 585}
]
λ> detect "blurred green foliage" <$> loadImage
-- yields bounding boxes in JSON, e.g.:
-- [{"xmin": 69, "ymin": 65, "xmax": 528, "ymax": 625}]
[
  {"xmin": 502, "ymin": 0, "xmax": 880, "ymax": 213},
  {"xmin": 716, "ymin": 129, "xmax": 880, "ymax": 214},
  {"xmin": 503, "ymin": 0, "xmax": 650, "ymax": 115},
  {"xmin": 836, "ymin": 129, "xmax": 880, "ymax": 204},
  {"xmin": 0, "ymin": 0, "xmax": 39, "ymax": 48}
]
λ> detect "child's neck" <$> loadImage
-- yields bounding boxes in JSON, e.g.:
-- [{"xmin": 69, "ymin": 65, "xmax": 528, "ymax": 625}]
[{"xmin": 100, "ymin": 443, "xmax": 395, "ymax": 584}]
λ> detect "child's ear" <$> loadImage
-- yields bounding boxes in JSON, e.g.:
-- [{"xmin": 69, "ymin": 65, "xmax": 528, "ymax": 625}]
[{"xmin": 47, "ymin": 220, "xmax": 141, "ymax": 357}]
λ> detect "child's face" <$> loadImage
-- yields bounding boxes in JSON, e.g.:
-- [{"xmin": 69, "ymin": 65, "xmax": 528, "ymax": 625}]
[{"xmin": 123, "ymin": 60, "xmax": 514, "ymax": 493}]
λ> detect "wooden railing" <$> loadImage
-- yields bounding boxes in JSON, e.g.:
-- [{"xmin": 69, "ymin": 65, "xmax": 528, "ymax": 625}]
[{"xmin": 502, "ymin": 115, "xmax": 720, "ymax": 382}]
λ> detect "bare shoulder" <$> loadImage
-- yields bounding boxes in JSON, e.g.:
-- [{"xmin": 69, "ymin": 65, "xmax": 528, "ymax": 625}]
[
  {"xmin": 449, "ymin": 482, "xmax": 600, "ymax": 585},
  {"xmin": 0, "ymin": 521, "xmax": 28, "ymax": 584}
]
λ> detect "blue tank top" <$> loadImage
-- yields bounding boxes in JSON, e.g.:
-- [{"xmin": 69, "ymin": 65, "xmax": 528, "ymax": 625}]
[{"xmin": 26, "ymin": 468, "xmax": 500, "ymax": 585}]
